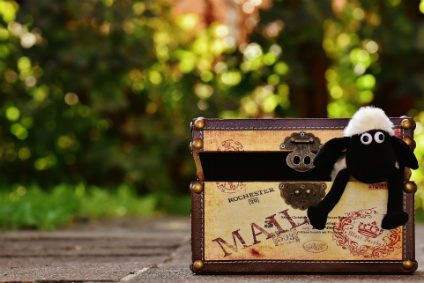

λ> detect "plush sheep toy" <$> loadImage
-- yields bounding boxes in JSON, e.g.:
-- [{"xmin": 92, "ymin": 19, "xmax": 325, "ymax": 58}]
[{"xmin": 307, "ymin": 106, "xmax": 418, "ymax": 230}]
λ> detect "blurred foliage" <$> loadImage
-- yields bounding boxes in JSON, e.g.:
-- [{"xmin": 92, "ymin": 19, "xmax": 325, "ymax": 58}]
[
  {"xmin": 0, "ymin": 183, "xmax": 189, "ymax": 230},
  {"xmin": 0, "ymin": 0, "xmax": 424, "ymax": 228},
  {"xmin": 0, "ymin": 184, "xmax": 79, "ymax": 229},
  {"xmin": 0, "ymin": 0, "xmax": 198, "ymax": 193}
]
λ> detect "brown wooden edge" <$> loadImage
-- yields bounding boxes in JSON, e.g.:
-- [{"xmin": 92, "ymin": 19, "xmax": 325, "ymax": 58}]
[
  {"xmin": 190, "ymin": 181, "xmax": 203, "ymax": 269},
  {"xmin": 399, "ymin": 116, "xmax": 417, "ymax": 270},
  {"xmin": 193, "ymin": 117, "xmax": 350, "ymax": 131},
  {"xmin": 190, "ymin": 117, "xmax": 418, "ymax": 274},
  {"xmin": 191, "ymin": 260, "xmax": 418, "ymax": 274}
]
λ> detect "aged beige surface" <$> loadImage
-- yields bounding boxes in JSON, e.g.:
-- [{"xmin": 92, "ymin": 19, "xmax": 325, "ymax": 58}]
[
  {"xmin": 203, "ymin": 130, "xmax": 344, "ymax": 151},
  {"xmin": 204, "ymin": 181, "xmax": 403, "ymax": 261}
]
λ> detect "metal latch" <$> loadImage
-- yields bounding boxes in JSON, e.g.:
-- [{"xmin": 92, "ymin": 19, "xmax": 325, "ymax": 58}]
[
  {"xmin": 280, "ymin": 132, "xmax": 321, "ymax": 172},
  {"xmin": 279, "ymin": 182, "xmax": 327, "ymax": 210}
]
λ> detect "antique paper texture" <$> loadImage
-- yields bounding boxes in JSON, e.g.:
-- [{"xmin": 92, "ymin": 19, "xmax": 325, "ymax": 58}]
[
  {"xmin": 204, "ymin": 181, "xmax": 403, "ymax": 261},
  {"xmin": 203, "ymin": 130, "xmax": 344, "ymax": 151}
]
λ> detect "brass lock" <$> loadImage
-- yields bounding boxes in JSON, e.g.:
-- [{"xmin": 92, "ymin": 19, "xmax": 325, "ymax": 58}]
[
  {"xmin": 280, "ymin": 182, "xmax": 327, "ymax": 210},
  {"xmin": 280, "ymin": 132, "xmax": 321, "ymax": 172}
]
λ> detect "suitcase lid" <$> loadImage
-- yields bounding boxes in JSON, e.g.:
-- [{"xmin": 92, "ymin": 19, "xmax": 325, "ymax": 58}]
[{"xmin": 190, "ymin": 117, "xmax": 416, "ymax": 181}]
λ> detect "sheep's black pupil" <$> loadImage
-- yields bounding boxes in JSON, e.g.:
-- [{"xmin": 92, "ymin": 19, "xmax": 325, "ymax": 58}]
[
  {"xmin": 363, "ymin": 136, "xmax": 369, "ymax": 142},
  {"xmin": 378, "ymin": 134, "xmax": 384, "ymax": 141}
]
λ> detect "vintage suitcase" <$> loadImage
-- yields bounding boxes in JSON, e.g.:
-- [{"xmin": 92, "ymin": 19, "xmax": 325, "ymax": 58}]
[{"xmin": 189, "ymin": 117, "xmax": 418, "ymax": 274}]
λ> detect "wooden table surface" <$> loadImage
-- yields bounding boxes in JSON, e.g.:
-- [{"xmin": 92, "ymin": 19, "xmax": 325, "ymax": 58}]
[{"xmin": 1, "ymin": 217, "xmax": 423, "ymax": 282}]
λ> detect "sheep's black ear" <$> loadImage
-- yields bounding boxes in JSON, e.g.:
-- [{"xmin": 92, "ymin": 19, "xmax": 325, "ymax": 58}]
[
  {"xmin": 313, "ymin": 137, "xmax": 350, "ymax": 170},
  {"xmin": 391, "ymin": 136, "xmax": 418, "ymax": 169}
]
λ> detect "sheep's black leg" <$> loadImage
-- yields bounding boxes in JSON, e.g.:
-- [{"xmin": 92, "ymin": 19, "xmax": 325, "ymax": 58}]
[
  {"xmin": 381, "ymin": 167, "xmax": 408, "ymax": 229},
  {"xmin": 307, "ymin": 168, "xmax": 350, "ymax": 230}
]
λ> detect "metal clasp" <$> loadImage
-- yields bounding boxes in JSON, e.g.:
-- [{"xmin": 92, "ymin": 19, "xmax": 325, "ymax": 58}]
[{"xmin": 280, "ymin": 132, "xmax": 321, "ymax": 172}]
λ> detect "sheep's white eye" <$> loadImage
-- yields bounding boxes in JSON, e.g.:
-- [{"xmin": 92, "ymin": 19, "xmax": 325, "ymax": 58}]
[
  {"xmin": 374, "ymin": 131, "xmax": 385, "ymax": 143},
  {"xmin": 360, "ymin": 132, "xmax": 372, "ymax": 145}
]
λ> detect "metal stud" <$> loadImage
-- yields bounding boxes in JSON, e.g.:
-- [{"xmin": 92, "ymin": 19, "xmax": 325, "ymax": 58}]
[
  {"xmin": 192, "ymin": 139, "xmax": 203, "ymax": 150},
  {"xmin": 294, "ymin": 189, "xmax": 301, "ymax": 196},
  {"xmin": 190, "ymin": 182, "xmax": 203, "ymax": 194},
  {"xmin": 194, "ymin": 118, "xmax": 205, "ymax": 130},
  {"xmin": 402, "ymin": 259, "xmax": 416, "ymax": 270},
  {"xmin": 192, "ymin": 260, "xmax": 204, "ymax": 270},
  {"xmin": 404, "ymin": 181, "xmax": 417, "ymax": 194},
  {"xmin": 305, "ymin": 189, "xmax": 312, "ymax": 195},
  {"xmin": 401, "ymin": 118, "xmax": 415, "ymax": 130}
]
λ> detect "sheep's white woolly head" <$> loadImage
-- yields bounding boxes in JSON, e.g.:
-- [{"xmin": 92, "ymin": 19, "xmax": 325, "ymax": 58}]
[{"xmin": 344, "ymin": 106, "xmax": 394, "ymax": 137}]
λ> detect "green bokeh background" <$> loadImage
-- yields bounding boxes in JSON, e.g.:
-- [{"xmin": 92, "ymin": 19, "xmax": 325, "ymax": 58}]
[{"xmin": 0, "ymin": 0, "xmax": 424, "ymax": 229}]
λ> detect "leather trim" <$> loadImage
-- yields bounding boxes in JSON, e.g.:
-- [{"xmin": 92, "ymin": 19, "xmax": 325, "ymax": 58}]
[
  {"xmin": 401, "ymin": 119, "xmax": 416, "ymax": 262},
  {"xmin": 191, "ymin": 188, "xmax": 203, "ymax": 262},
  {"xmin": 191, "ymin": 118, "xmax": 403, "ymax": 131},
  {"xmin": 194, "ymin": 260, "xmax": 417, "ymax": 274}
]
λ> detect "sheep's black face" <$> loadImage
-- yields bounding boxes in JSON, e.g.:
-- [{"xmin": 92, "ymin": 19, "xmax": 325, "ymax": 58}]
[{"xmin": 346, "ymin": 130, "xmax": 396, "ymax": 183}]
